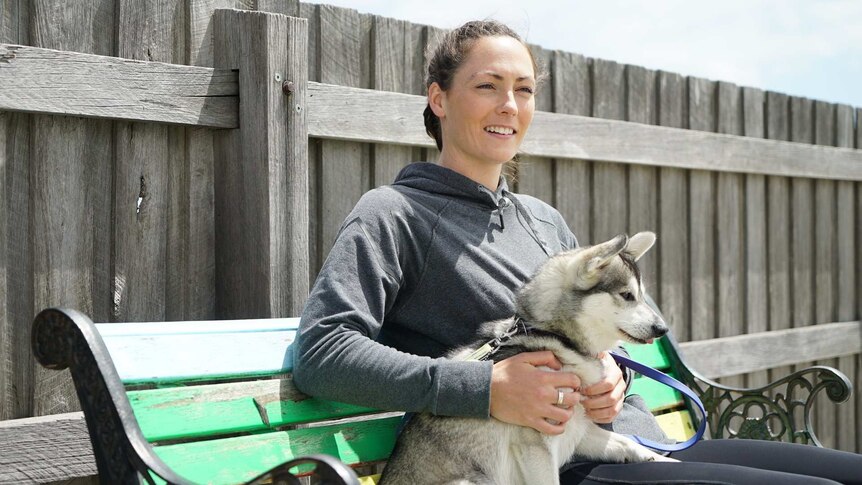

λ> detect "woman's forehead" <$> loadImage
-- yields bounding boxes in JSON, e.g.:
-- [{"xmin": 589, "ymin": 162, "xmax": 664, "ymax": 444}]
[{"xmin": 460, "ymin": 37, "xmax": 536, "ymax": 80}]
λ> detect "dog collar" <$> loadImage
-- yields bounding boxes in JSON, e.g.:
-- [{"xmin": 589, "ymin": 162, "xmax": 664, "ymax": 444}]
[{"xmin": 462, "ymin": 317, "xmax": 529, "ymax": 361}]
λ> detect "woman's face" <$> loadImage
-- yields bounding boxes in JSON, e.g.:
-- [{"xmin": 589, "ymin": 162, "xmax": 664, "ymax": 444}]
[{"xmin": 430, "ymin": 35, "xmax": 536, "ymax": 173}]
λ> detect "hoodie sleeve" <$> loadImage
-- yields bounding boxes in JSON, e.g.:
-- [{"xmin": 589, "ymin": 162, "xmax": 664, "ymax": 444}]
[{"xmin": 292, "ymin": 200, "xmax": 493, "ymax": 418}]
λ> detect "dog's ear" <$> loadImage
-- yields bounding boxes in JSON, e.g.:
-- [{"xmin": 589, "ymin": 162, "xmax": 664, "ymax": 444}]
[
  {"xmin": 575, "ymin": 234, "xmax": 628, "ymax": 288},
  {"xmin": 624, "ymin": 231, "xmax": 656, "ymax": 262}
]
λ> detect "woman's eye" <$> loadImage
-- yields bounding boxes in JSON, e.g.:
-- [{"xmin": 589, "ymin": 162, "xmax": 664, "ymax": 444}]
[
  {"xmin": 620, "ymin": 292, "xmax": 635, "ymax": 302},
  {"xmin": 518, "ymin": 86, "xmax": 535, "ymax": 94},
  {"xmin": 477, "ymin": 83, "xmax": 494, "ymax": 89}
]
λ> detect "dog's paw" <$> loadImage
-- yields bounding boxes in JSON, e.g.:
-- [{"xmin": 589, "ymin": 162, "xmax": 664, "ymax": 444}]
[{"xmin": 651, "ymin": 454, "xmax": 679, "ymax": 463}]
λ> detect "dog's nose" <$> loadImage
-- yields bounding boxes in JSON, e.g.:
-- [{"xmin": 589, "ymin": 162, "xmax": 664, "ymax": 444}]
[{"xmin": 652, "ymin": 322, "xmax": 668, "ymax": 338}]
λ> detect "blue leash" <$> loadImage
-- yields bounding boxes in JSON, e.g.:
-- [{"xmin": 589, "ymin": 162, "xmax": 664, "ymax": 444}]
[{"xmin": 610, "ymin": 351, "xmax": 707, "ymax": 452}]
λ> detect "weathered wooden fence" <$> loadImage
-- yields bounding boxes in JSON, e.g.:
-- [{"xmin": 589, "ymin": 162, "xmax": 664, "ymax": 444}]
[{"xmin": 1, "ymin": 1, "xmax": 861, "ymax": 481}]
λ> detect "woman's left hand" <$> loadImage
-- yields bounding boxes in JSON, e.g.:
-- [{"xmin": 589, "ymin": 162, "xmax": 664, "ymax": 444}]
[{"xmin": 580, "ymin": 351, "xmax": 626, "ymax": 424}]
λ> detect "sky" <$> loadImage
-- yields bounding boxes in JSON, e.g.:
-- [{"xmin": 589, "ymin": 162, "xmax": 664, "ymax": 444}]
[{"xmin": 307, "ymin": 0, "xmax": 862, "ymax": 110}]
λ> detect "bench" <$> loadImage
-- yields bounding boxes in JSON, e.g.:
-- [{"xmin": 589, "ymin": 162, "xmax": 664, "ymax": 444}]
[{"xmin": 31, "ymin": 306, "xmax": 853, "ymax": 484}]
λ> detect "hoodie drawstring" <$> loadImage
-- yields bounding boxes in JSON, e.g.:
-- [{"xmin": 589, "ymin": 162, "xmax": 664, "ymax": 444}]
[{"xmin": 503, "ymin": 191, "xmax": 551, "ymax": 257}]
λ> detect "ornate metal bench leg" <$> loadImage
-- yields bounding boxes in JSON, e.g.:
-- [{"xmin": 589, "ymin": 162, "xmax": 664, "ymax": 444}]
[{"xmin": 247, "ymin": 454, "xmax": 361, "ymax": 485}]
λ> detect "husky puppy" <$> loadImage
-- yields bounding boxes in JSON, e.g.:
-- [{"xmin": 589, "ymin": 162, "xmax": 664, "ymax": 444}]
[{"xmin": 379, "ymin": 232, "xmax": 675, "ymax": 485}]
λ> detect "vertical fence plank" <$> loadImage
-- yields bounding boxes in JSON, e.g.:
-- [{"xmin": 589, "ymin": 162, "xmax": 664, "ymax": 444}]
[
  {"xmin": 835, "ymin": 103, "xmax": 857, "ymax": 453},
  {"xmin": 181, "ymin": 0, "xmax": 248, "ymax": 320},
  {"xmin": 857, "ymin": 107, "xmax": 862, "ymax": 454},
  {"xmin": 625, "ymin": 65, "xmax": 658, "ymax": 293},
  {"xmin": 0, "ymin": 1, "xmax": 32, "ymax": 421},
  {"xmin": 114, "ymin": 0, "xmax": 186, "ymax": 323},
  {"xmin": 213, "ymin": 9, "xmax": 309, "ymax": 318},
  {"xmin": 742, "ymin": 87, "xmax": 769, "ymax": 389},
  {"xmin": 518, "ymin": 45, "xmax": 554, "ymax": 203},
  {"xmin": 372, "ymin": 16, "xmax": 418, "ymax": 187},
  {"xmin": 552, "ymin": 51, "xmax": 591, "ymax": 244},
  {"xmin": 591, "ymin": 59, "xmax": 628, "ymax": 243},
  {"xmin": 765, "ymin": 92, "xmax": 793, "ymax": 383},
  {"xmin": 296, "ymin": 2, "xmax": 322, "ymax": 286},
  {"xmin": 657, "ymin": 71, "xmax": 689, "ymax": 339},
  {"xmin": 30, "ymin": 0, "xmax": 114, "ymax": 417},
  {"xmin": 316, "ymin": 5, "xmax": 371, "ymax": 274},
  {"xmin": 812, "ymin": 100, "xmax": 838, "ymax": 449},
  {"xmin": 0, "ymin": 112, "xmax": 8, "ymax": 419},
  {"xmin": 688, "ymin": 76, "xmax": 717, "ymax": 342},
  {"xmin": 789, "ymin": 97, "xmax": 816, "ymax": 403},
  {"xmin": 716, "ymin": 81, "xmax": 745, "ymax": 389}
]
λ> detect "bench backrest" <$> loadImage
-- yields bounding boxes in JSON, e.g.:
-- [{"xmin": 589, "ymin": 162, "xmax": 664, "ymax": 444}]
[{"xmin": 96, "ymin": 318, "xmax": 397, "ymax": 483}]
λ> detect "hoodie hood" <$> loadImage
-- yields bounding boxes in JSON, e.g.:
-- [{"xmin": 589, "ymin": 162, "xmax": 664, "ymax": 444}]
[
  {"xmin": 392, "ymin": 162, "xmax": 550, "ymax": 256},
  {"xmin": 392, "ymin": 162, "xmax": 509, "ymax": 209}
]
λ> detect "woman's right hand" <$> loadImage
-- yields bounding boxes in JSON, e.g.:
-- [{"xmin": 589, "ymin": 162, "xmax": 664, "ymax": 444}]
[{"xmin": 489, "ymin": 351, "xmax": 583, "ymax": 434}]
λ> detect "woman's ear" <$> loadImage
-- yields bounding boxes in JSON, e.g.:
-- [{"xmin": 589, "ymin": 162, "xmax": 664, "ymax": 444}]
[{"xmin": 428, "ymin": 82, "xmax": 446, "ymax": 118}]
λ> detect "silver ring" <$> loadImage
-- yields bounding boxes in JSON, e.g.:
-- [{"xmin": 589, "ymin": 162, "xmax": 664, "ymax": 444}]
[{"xmin": 556, "ymin": 389, "xmax": 565, "ymax": 406}]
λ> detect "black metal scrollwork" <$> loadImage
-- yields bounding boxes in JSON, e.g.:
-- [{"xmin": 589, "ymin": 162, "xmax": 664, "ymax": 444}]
[{"xmin": 663, "ymin": 333, "xmax": 853, "ymax": 447}]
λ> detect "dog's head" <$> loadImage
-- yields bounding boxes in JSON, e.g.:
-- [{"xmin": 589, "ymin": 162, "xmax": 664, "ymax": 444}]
[{"xmin": 516, "ymin": 232, "xmax": 668, "ymax": 354}]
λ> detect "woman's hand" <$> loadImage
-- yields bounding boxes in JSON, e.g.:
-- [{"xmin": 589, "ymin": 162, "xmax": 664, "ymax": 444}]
[
  {"xmin": 489, "ymin": 351, "xmax": 582, "ymax": 435},
  {"xmin": 580, "ymin": 351, "xmax": 626, "ymax": 424}
]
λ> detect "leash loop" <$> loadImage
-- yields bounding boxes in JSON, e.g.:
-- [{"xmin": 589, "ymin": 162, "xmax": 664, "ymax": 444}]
[{"xmin": 610, "ymin": 351, "xmax": 707, "ymax": 452}]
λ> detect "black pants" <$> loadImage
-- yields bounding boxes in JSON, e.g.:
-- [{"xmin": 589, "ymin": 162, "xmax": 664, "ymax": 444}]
[{"xmin": 561, "ymin": 439, "xmax": 862, "ymax": 484}]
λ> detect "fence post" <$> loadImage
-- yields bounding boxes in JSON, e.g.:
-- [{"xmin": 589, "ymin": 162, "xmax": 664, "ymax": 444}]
[{"xmin": 212, "ymin": 9, "xmax": 310, "ymax": 318}]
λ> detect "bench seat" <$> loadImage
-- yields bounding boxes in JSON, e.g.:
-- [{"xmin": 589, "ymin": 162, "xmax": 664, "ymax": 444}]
[{"xmin": 32, "ymin": 308, "xmax": 853, "ymax": 484}]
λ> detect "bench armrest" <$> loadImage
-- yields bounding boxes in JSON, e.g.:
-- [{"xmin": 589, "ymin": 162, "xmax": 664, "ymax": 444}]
[
  {"xmin": 31, "ymin": 308, "xmax": 361, "ymax": 485},
  {"xmin": 663, "ymin": 333, "xmax": 853, "ymax": 446}
]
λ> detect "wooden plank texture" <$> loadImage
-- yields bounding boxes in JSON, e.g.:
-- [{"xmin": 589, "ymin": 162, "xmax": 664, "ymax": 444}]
[
  {"xmin": 765, "ymin": 91, "xmax": 793, "ymax": 385},
  {"xmin": 552, "ymin": 51, "xmax": 591, "ymax": 244},
  {"xmin": 129, "ymin": 378, "xmax": 376, "ymax": 441},
  {"xmin": 680, "ymin": 321, "xmax": 862, "ymax": 379},
  {"xmin": 0, "ymin": 111, "xmax": 31, "ymax": 421},
  {"xmin": 371, "ymin": 15, "xmax": 418, "ymax": 187},
  {"xmin": 626, "ymin": 65, "xmax": 658, "ymax": 293},
  {"xmin": 0, "ymin": 413, "xmax": 96, "ymax": 483},
  {"xmin": 742, "ymin": 86, "xmax": 769, "ymax": 389},
  {"xmin": 29, "ymin": 0, "xmax": 114, "ymax": 417},
  {"xmin": 835, "ymin": 103, "xmax": 857, "ymax": 453},
  {"xmin": 0, "ymin": 44, "xmax": 238, "ymax": 127},
  {"xmin": 716, "ymin": 81, "xmax": 745, "ymax": 390},
  {"xmin": 657, "ymin": 71, "xmax": 689, "ymax": 339},
  {"xmin": 0, "ymin": 1, "xmax": 29, "ymax": 423},
  {"xmin": 316, "ymin": 5, "xmax": 371, "ymax": 276},
  {"xmin": 813, "ymin": 100, "xmax": 838, "ymax": 449},
  {"xmin": 114, "ymin": 0, "xmax": 187, "ymax": 326},
  {"xmin": 213, "ymin": 9, "xmax": 310, "ymax": 318},
  {"xmin": 688, "ymin": 77, "xmax": 716, "ymax": 342},
  {"xmin": 306, "ymin": 83, "xmax": 862, "ymax": 181},
  {"xmin": 517, "ymin": 45, "xmax": 554, "ymax": 204},
  {"xmin": 153, "ymin": 417, "xmax": 400, "ymax": 484},
  {"xmin": 858, "ymin": 107, "xmax": 862, "ymax": 453},
  {"xmin": 590, "ymin": 59, "xmax": 628, "ymax": 243}
]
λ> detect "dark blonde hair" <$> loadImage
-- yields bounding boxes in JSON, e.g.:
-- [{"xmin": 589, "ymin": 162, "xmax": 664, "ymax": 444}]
[{"xmin": 423, "ymin": 20, "xmax": 546, "ymax": 151}]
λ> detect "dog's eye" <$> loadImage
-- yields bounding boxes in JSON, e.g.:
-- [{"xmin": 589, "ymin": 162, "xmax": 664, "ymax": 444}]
[{"xmin": 620, "ymin": 291, "xmax": 636, "ymax": 302}]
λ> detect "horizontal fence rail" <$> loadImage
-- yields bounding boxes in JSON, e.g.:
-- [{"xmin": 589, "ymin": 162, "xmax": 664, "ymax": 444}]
[
  {"xmin": 307, "ymin": 82, "xmax": 862, "ymax": 181},
  {"xmin": 0, "ymin": 44, "xmax": 239, "ymax": 128}
]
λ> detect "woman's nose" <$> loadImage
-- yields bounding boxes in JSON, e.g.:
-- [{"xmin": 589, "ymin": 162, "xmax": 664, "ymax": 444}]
[{"xmin": 498, "ymin": 91, "xmax": 518, "ymax": 116}]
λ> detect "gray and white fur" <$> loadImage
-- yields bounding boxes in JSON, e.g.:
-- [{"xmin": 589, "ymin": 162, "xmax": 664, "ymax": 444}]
[{"xmin": 379, "ymin": 232, "xmax": 675, "ymax": 485}]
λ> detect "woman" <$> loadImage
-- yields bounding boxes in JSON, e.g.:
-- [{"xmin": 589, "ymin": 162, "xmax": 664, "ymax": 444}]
[{"xmin": 294, "ymin": 20, "xmax": 861, "ymax": 484}]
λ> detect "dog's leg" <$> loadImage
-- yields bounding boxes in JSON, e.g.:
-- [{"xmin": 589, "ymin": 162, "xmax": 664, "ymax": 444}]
[
  {"xmin": 510, "ymin": 444, "xmax": 561, "ymax": 485},
  {"xmin": 574, "ymin": 425, "xmax": 679, "ymax": 464}
]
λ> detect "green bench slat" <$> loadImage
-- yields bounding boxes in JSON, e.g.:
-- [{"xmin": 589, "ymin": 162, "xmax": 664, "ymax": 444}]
[
  {"xmin": 129, "ymin": 379, "xmax": 379, "ymax": 442},
  {"xmin": 627, "ymin": 370, "xmax": 684, "ymax": 412},
  {"xmin": 622, "ymin": 340, "xmax": 672, "ymax": 370},
  {"xmin": 152, "ymin": 416, "xmax": 401, "ymax": 484}
]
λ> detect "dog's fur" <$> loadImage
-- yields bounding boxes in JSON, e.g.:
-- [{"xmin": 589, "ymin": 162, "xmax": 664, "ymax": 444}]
[{"xmin": 379, "ymin": 232, "xmax": 674, "ymax": 485}]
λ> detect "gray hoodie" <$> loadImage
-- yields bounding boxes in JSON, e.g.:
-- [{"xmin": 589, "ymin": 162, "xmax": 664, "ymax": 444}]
[{"xmin": 294, "ymin": 162, "xmax": 670, "ymax": 446}]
